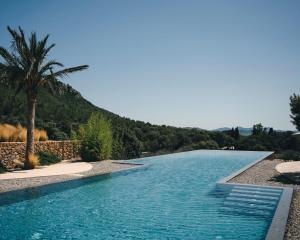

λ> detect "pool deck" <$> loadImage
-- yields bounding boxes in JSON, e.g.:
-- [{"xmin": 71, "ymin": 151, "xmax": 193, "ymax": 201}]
[
  {"xmin": 0, "ymin": 160, "xmax": 140, "ymax": 193},
  {"xmin": 228, "ymin": 159, "xmax": 300, "ymax": 240}
]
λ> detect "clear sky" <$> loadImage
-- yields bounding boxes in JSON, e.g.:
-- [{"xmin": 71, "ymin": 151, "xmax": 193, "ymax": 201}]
[{"xmin": 1, "ymin": 0, "xmax": 300, "ymax": 130}]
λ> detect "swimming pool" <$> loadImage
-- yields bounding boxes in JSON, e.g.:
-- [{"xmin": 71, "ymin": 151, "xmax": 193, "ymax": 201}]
[{"xmin": 0, "ymin": 150, "xmax": 278, "ymax": 240}]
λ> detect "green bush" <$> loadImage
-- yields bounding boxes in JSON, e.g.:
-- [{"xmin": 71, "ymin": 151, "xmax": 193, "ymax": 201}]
[
  {"xmin": 0, "ymin": 164, "xmax": 6, "ymax": 173},
  {"xmin": 278, "ymin": 150, "xmax": 300, "ymax": 161},
  {"xmin": 195, "ymin": 140, "xmax": 219, "ymax": 150},
  {"xmin": 252, "ymin": 144, "xmax": 267, "ymax": 151},
  {"xmin": 79, "ymin": 113, "xmax": 112, "ymax": 161},
  {"xmin": 38, "ymin": 152, "xmax": 62, "ymax": 165}
]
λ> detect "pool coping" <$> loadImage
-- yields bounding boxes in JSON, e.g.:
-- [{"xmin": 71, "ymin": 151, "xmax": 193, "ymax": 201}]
[{"xmin": 217, "ymin": 152, "xmax": 293, "ymax": 240}]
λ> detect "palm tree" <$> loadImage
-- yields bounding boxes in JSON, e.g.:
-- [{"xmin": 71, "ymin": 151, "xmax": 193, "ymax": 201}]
[{"xmin": 0, "ymin": 26, "xmax": 88, "ymax": 169}]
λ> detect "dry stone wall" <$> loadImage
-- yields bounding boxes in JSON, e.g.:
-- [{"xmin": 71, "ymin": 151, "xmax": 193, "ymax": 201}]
[{"xmin": 0, "ymin": 141, "xmax": 80, "ymax": 165}]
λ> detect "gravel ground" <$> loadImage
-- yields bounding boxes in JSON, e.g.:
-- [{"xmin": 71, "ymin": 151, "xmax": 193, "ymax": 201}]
[
  {"xmin": 229, "ymin": 159, "xmax": 300, "ymax": 240},
  {"xmin": 0, "ymin": 160, "xmax": 139, "ymax": 193}
]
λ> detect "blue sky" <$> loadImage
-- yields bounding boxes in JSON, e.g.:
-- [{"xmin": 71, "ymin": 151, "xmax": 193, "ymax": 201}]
[{"xmin": 1, "ymin": 0, "xmax": 300, "ymax": 130}]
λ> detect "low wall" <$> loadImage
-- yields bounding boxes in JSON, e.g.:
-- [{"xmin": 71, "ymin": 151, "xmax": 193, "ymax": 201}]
[{"xmin": 0, "ymin": 141, "xmax": 81, "ymax": 164}]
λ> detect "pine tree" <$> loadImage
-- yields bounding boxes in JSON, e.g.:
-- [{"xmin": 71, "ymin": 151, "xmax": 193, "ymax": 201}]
[{"xmin": 234, "ymin": 127, "xmax": 240, "ymax": 140}]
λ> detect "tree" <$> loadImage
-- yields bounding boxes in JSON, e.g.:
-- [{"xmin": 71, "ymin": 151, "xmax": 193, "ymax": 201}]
[
  {"xmin": 234, "ymin": 127, "xmax": 240, "ymax": 140},
  {"xmin": 268, "ymin": 127, "xmax": 274, "ymax": 135},
  {"xmin": 252, "ymin": 123, "xmax": 264, "ymax": 136},
  {"xmin": 0, "ymin": 26, "xmax": 88, "ymax": 169},
  {"xmin": 230, "ymin": 127, "xmax": 235, "ymax": 138},
  {"xmin": 290, "ymin": 94, "xmax": 300, "ymax": 131}
]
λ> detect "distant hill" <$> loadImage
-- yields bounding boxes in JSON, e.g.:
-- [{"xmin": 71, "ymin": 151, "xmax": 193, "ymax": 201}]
[
  {"xmin": 213, "ymin": 127, "xmax": 288, "ymax": 136},
  {"xmin": 213, "ymin": 127, "xmax": 253, "ymax": 136}
]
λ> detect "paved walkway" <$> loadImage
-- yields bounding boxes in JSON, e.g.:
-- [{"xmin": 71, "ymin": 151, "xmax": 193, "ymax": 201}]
[{"xmin": 0, "ymin": 161, "xmax": 93, "ymax": 180}]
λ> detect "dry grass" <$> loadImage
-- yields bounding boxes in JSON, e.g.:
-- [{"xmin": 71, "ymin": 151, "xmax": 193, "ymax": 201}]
[
  {"xmin": 28, "ymin": 154, "xmax": 40, "ymax": 168},
  {"xmin": 0, "ymin": 124, "xmax": 48, "ymax": 142},
  {"xmin": 39, "ymin": 130, "xmax": 48, "ymax": 141},
  {"xmin": 34, "ymin": 130, "xmax": 40, "ymax": 141},
  {"xmin": 0, "ymin": 124, "xmax": 13, "ymax": 141}
]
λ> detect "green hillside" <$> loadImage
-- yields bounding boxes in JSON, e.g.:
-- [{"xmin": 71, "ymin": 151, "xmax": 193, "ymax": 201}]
[
  {"xmin": 0, "ymin": 79, "xmax": 228, "ymax": 158},
  {"xmin": 1, "ymin": 79, "xmax": 299, "ymax": 159}
]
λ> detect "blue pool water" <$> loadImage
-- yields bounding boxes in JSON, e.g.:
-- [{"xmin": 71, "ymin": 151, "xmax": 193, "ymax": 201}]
[{"xmin": 0, "ymin": 150, "xmax": 277, "ymax": 240}]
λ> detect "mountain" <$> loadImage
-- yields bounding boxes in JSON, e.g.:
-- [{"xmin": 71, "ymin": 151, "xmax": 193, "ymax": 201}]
[
  {"xmin": 213, "ymin": 126, "xmax": 289, "ymax": 136},
  {"xmin": 213, "ymin": 127, "xmax": 253, "ymax": 136}
]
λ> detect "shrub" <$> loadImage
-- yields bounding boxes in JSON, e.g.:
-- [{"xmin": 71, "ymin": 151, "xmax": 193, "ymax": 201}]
[
  {"xmin": 38, "ymin": 152, "xmax": 62, "ymax": 165},
  {"xmin": 177, "ymin": 145, "xmax": 194, "ymax": 152},
  {"xmin": 39, "ymin": 130, "xmax": 48, "ymax": 141},
  {"xmin": 28, "ymin": 154, "xmax": 40, "ymax": 168},
  {"xmin": 34, "ymin": 130, "xmax": 40, "ymax": 141},
  {"xmin": 278, "ymin": 150, "xmax": 300, "ymax": 161},
  {"xmin": 78, "ymin": 113, "xmax": 112, "ymax": 161},
  {"xmin": 0, "ymin": 124, "xmax": 48, "ymax": 142},
  {"xmin": 0, "ymin": 163, "xmax": 6, "ymax": 173},
  {"xmin": 47, "ymin": 127, "xmax": 68, "ymax": 140},
  {"xmin": 18, "ymin": 125, "xmax": 27, "ymax": 142},
  {"xmin": 0, "ymin": 124, "xmax": 15, "ymax": 141},
  {"xmin": 195, "ymin": 140, "xmax": 219, "ymax": 150},
  {"xmin": 252, "ymin": 144, "xmax": 267, "ymax": 151}
]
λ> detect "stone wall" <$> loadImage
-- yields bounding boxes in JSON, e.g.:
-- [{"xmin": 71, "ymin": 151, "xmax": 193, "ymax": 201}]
[{"xmin": 0, "ymin": 141, "xmax": 81, "ymax": 165}]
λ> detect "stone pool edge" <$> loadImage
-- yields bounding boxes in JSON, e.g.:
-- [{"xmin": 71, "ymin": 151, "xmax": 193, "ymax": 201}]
[
  {"xmin": 0, "ymin": 161, "xmax": 144, "ymax": 194},
  {"xmin": 216, "ymin": 153, "xmax": 293, "ymax": 240}
]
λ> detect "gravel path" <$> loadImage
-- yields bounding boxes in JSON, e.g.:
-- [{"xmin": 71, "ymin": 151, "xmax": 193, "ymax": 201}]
[
  {"xmin": 0, "ymin": 160, "xmax": 139, "ymax": 193},
  {"xmin": 229, "ymin": 159, "xmax": 300, "ymax": 240}
]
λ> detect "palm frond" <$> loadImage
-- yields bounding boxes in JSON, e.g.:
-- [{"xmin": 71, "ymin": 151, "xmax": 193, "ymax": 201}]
[
  {"xmin": 29, "ymin": 32, "xmax": 37, "ymax": 56},
  {"xmin": 40, "ymin": 60, "xmax": 64, "ymax": 74},
  {"xmin": 7, "ymin": 26, "xmax": 31, "ymax": 66},
  {"xmin": 0, "ymin": 47, "xmax": 18, "ymax": 66},
  {"xmin": 36, "ymin": 35, "xmax": 50, "ymax": 61},
  {"xmin": 42, "ymin": 43, "xmax": 55, "ymax": 58},
  {"xmin": 52, "ymin": 65, "xmax": 89, "ymax": 78}
]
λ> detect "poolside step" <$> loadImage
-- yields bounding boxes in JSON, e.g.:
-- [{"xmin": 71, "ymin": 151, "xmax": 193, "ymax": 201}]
[
  {"xmin": 217, "ymin": 184, "xmax": 282, "ymax": 219},
  {"xmin": 219, "ymin": 206, "xmax": 274, "ymax": 218},
  {"xmin": 223, "ymin": 201, "xmax": 275, "ymax": 211},
  {"xmin": 228, "ymin": 192, "xmax": 279, "ymax": 201},
  {"xmin": 231, "ymin": 189, "xmax": 281, "ymax": 197},
  {"xmin": 225, "ymin": 196, "xmax": 278, "ymax": 206},
  {"xmin": 232, "ymin": 185, "xmax": 282, "ymax": 194}
]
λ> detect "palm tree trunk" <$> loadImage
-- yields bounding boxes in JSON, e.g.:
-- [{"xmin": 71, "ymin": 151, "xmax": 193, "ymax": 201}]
[{"xmin": 24, "ymin": 96, "xmax": 36, "ymax": 169}]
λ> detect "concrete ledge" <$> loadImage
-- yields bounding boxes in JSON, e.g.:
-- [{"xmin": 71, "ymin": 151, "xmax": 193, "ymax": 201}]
[{"xmin": 111, "ymin": 161, "xmax": 144, "ymax": 166}]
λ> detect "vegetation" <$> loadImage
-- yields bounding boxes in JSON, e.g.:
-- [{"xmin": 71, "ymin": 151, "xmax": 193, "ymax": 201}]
[
  {"xmin": 1, "ymin": 72, "xmax": 299, "ymax": 159},
  {"xmin": 0, "ymin": 26, "xmax": 88, "ymax": 169},
  {"xmin": 229, "ymin": 127, "xmax": 240, "ymax": 140},
  {"xmin": 28, "ymin": 154, "xmax": 39, "ymax": 169},
  {"xmin": 290, "ymin": 94, "xmax": 300, "ymax": 131},
  {"xmin": 0, "ymin": 164, "xmax": 6, "ymax": 173},
  {"xmin": 78, "ymin": 113, "xmax": 113, "ymax": 161},
  {"xmin": 252, "ymin": 123, "xmax": 268, "ymax": 135},
  {"xmin": 0, "ymin": 123, "xmax": 47, "ymax": 142},
  {"xmin": 277, "ymin": 150, "xmax": 300, "ymax": 161},
  {"xmin": 38, "ymin": 151, "xmax": 62, "ymax": 165},
  {"xmin": 1, "ymin": 75, "xmax": 300, "ymax": 159}
]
